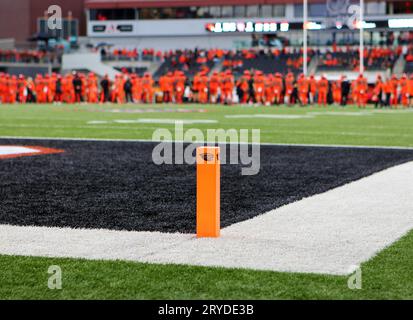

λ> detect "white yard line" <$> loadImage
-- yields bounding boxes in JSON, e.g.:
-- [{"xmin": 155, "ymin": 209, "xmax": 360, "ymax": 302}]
[
  {"xmin": 1, "ymin": 161, "xmax": 412, "ymax": 275},
  {"xmin": 0, "ymin": 136, "xmax": 412, "ymax": 150}
]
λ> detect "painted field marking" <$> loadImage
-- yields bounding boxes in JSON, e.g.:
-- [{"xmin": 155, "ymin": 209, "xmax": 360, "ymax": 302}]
[
  {"xmin": 225, "ymin": 114, "xmax": 314, "ymax": 119},
  {"xmin": 1, "ymin": 136, "xmax": 412, "ymax": 150},
  {"xmin": 0, "ymin": 135, "xmax": 413, "ymax": 150},
  {"xmin": 0, "ymin": 146, "xmax": 64, "ymax": 159},
  {"xmin": 87, "ymin": 119, "xmax": 218, "ymax": 125},
  {"xmin": 1, "ymin": 161, "xmax": 412, "ymax": 275}
]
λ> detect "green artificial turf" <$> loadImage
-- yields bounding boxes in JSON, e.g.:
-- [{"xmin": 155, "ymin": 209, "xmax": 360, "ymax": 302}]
[
  {"xmin": 0, "ymin": 103, "xmax": 412, "ymax": 299},
  {"xmin": 0, "ymin": 103, "xmax": 412, "ymax": 147},
  {"xmin": 1, "ymin": 229, "xmax": 412, "ymax": 300}
]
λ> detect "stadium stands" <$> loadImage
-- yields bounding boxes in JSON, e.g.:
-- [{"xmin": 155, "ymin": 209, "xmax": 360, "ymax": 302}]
[
  {"xmin": 0, "ymin": 49, "xmax": 63, "ymax": 65},
  {"xmin": 221, "ymin": 48, "xmax": 313, "ymax": 77},
  {"xmin": 318, "ymin": 47, "xmax": 401, "ymax": 72},
  {"xmin": 153, "ymin": 49, "xmax": 216, "ymax": 79}
]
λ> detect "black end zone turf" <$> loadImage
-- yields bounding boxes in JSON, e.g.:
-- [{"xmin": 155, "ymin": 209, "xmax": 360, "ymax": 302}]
[{"xmin": 1, "ymin": 139, "xmax": 413, "ymax": 233}]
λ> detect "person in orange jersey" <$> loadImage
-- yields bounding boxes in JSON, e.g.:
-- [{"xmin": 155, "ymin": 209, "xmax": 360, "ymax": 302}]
[
  {"xmin": 209, "ymin": 71, "xmax": 220, "ymax": 104},
  {"xmin": 197, "ymin": 71, "xmax": 209, "ymax": 104},
  {"xmin": 49, "ymin": 73, "xmax": 58, "ymax": 103},
  {"xmin": 62, "ymin": 74, "xmax": 73, "ymax": 103},
  {"xmin": 35, "ymin": 74, "xmax": 46, "ymax": 103},
  {"xmin": 382, "ymin": 77, "xmax": 392, "ymax": 107},
  {"xmin": 297, "ymin": 73, "xmax": 309, "ymax": 106},
  {"xmin": 87, "ymin": 73, "xmax": 99, "ymax": 103},
  {"xmin": 160, "ymin": 72, "xmax": 174, "ymax": 103},
  {"xmin": 112, "ymin": 74, "xmax": 125, "ymax": 104},
  {"xmin": 318, "ymin": 75, "xmax": 329, "ymax": 106},
  {"xmin": 399, "ymin": 74, "xmax": 409, "ymax": 107},
  {"xmin": 284, "ymin": 72, "xmax": 295, "ymax": 105},
  {"xmin": 236, "ymin": 70, "xmax": 251, "ymax": 104},
  {"xmin": 372, "ymin": 74, "xmax": 384, "ymax": 108},
  {"xmin": 174, "ymin": 71, "xmax": 186, "ymax": 104},
  {"xmin": 253, "ymin": 71, "xmax": 265, "ymax": 104},
  {"xmin": 409, "ymin": 74, "xmax": 413, "ymax": 108},
  {"xmin": 273, "ymin": 73, "xmax": 284, "ymax": 105},
  {"xmin": 8, "ymin": 75, "xmax": 18, "ymax": 104},
  {"xmin": 354, "ymin": 73, "xmax": 368, "ymax": 108},
  {"xmin": 192, "ymin": 73, "xmax": 201, "ymax": 103},
  {"xmin": 264, "ymin": 74, "xmax": 275, "ymax": 106},
  {"xmin": 221, "ymin": 70, "xmax": 234, "ymax": 105},
  {"xmin": 332, "ymin": 78, "xmax": 342, "ymax": 106},
  {"xmin": 131, "ymin": 74, "xmax": 142, "ymax": 103},
  {"xmin": 308, "ymin": 73, "xmax": 317, "ymax": 104},
  {"xmin": 142, "ymin": 73, "xmax": 154, "ymax": 103},
  {"xmin": 17, "ymin": 75, "xmax": 28, "ymax": 103},
  {"xmin": 389, "ymin": 75, "xmax": 399, "ymax": 107},
  {"xmin": 0, "ymin": 73, "xmax": 7, "ymax": 103}
]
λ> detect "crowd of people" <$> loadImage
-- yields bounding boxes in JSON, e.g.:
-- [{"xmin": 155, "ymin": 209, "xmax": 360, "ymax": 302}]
[
  {"xmin": 1, "ymin": 70, "xmax": 413, "ymax": 108},
  {"xmin": 0, "ymin": 48, "xmax": 63, "ymax": 64},
  {"xmin": 319, "ymin": 47, "xmax": 401, "ymax": 71}
]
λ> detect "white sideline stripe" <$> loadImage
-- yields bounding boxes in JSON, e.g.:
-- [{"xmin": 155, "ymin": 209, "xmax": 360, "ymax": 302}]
[
  {"xmin": 225, "ymin": 115, "xmax": 314, "ymax": 119},
  {"xmin": 1, "ymin": 161, "xmax": 412, "ymax": 275},
  {"xmin": 0, "ymin": 136, "xmax": 412, "ymax": 150},
  {"xmin": 88, "ymin": 119, "xmax": 218, "ymax": 125},
  {"xmin": 0, "ymin": 146, "xmax": 40, "ymax": 156}
]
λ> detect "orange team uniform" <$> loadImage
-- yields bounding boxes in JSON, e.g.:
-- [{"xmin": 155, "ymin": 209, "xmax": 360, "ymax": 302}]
[
  {"xmin": 8, "ymin": 76, "xmax": 18, "ymax": 104},
  {"xmin": 318, "ymin": 76, "xmax": 329, "ymax": 106},
  {"xmin": 399, "ymin": 75, "xmax": 409, "ymax": 107},
  {"xmin": 35, "ymin": 75, "xmax": 46, "ymax": 103},
  {"xmin": 332, "ymin": 79, "xmax": 342, "ymax": 105},
  {"xmin": 131, "ymin": 75, "xmax": 142, "ymax": 103},
  {"xmin": 0, "ymin": 74, "xmax": 7, "ymax": 103},
  {"xmin": 389, "ymin": 76, "xmax": 399, "ymax": 107},
  {"xmin": 197, "ymin": 73, "xmax": 209, "ymax": 104},
  {"xmin": 372, "ymin": 76, "xmax": 383, "ymax": 107},
  {"xmin": 273, "ymin": 73, "xmax": 284, "ymax": 105},
  {"xmin": 222, "ymin": 71, "xmax": 234, "ymax": 105},
  {"xmin": 297, "ymin": 74, "xmax": 309, "ymax": 105},
  {"xmin": 192, "ymin": 74, "xmax": 201, "ymax": 103},
  {"xmin": 284, "ymin": 73, "xmax": 295, "ymax": 104},
  {"xmin": 159, "ymin": 73, "xmax": 174, "ymax": 103},
  {"xmin": 264, "ymin": 75, "xmax": 275, "ymax": 106},
  {"xmin": 87, "ymin": 73, "xmax": 99, "ymax": 103},
  {"xmin": 142, "ymin": 73, "xmax": 154, "ymax": 103},
  {"xmin": 174, "ymin": 71, "xmax": 186, "ymax": 104},
  {"xmin": 354, "ymin": 75, "xmax": 368, "ymax": 108},
  {"xmin": 18, "ymin": 75, "xmax": 28, "ymax": 103},
  {"xmin": 209, "ymin": 72, "xmax": 220, "ymax": 103},
  {"xmin": 309, "ymin": 75, "xmax": 317, "ymax": 104},
  {"xmin": 113, "ymin": 75, "xmax": 125, "ymax": 104},
  {"xmin": 253, "ymin": 71, "xmax": 265, "ymax": 104}
]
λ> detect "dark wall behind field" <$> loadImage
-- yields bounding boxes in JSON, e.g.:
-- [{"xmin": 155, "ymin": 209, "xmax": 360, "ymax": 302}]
[{"xmin": 0, "ymin": 0, "xmax": 86, "ymax": 43}]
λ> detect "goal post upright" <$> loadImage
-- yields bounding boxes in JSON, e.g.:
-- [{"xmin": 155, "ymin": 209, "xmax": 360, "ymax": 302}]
[
  {"xmin": 303, "ymin": 0, "xmax": 308, "ymax": 76},
  {"xmin": 360, "ymin": 0, "xmax": 364, "ymax": 74}
]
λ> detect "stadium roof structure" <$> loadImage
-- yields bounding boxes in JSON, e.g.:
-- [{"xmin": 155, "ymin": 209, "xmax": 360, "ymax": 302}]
[{"xmin": 84, "ymin": 0, "xmax": 324, "ymax": 9}]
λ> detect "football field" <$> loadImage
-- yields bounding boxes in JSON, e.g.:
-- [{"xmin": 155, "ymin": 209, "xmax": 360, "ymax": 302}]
[{"xmin": 0, "ymin": 103, "xmax": 412, "ymax": 299}]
